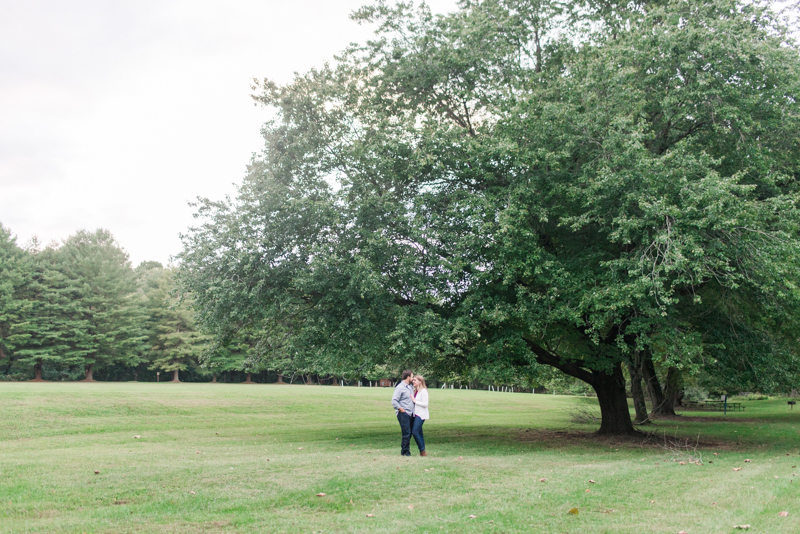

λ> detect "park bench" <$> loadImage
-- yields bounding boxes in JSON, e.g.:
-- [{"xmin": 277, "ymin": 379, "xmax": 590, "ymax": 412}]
[{"xmin": 682, "ymin": 400, "xmax": 745, "ymax": 412}]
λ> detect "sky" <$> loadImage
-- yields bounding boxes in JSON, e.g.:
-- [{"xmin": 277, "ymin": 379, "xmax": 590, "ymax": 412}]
[{"xmin": 1, "ymin": 0, "xmax": 456, "ymax": 266}]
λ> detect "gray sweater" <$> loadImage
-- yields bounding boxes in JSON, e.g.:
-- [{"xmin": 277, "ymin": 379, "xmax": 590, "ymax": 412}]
[{"xmin": 391, "ymin": 381, "xmax": 415, "ymax": 416}]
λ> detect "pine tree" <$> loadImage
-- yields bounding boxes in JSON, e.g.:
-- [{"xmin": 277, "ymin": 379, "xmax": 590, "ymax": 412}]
[
  {"xmin": 58, "ymin": 230, "xmax": 147, "ymax": 380},
  {"xmin": 14, "ymin": 245, "xmax": 76, "ymax": 380},
  {"xmin": 141, "ymin": 266, "xmax": 206, "ymax": 382},
  {"xmin": 0, "ymin": 224, "xmax": 30, "ymax": 373},
  {"xmin": 15, "ymin": 230, "xmax": 146, "ymax": 380}
]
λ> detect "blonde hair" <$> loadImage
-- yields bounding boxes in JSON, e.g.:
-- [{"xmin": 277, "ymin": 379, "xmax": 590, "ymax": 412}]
[{"xmin": 413, "ymin": 375, "xmax": 427, "ymax": 390}]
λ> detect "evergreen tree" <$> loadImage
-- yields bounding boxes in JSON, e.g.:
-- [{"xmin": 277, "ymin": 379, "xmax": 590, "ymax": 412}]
[
  {"xmin": 15, "ymin": 230, "xmax": 146, "ymax": 380},
  {"xmin": 58, "ymin": 230, "xmax": 147, "ymax": 380},
  {"xmin": 0, "ymin": 224, "xmax": 30, "ymax": 373},
  {"xmin": 14, "ymin": 244, "xmax": 76, "ymax": 380},
  {"xmin": 141, "ymin": 266, "xmax": 207, "ymax": 382}
]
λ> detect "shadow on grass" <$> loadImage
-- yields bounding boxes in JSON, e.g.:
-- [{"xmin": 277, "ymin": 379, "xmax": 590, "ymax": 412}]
[
  {"xmin": 318, "ymin": 424, "xmax": 692, "ymax": 453},
  {"xmin": 326, "ymin": 418, "xmax": 799, "ymax": 455}
]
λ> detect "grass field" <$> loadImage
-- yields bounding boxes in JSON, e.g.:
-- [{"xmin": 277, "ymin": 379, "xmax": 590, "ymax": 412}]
[{"xmin": 1, "ymin": 383, "xmax": 799, "ymax": 533}]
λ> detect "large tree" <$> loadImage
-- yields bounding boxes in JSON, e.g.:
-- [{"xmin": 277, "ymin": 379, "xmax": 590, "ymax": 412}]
[
  {"xmin": 14, "ymin": 243, "xmax": 78, "ymax": 380},
  {"xmin": 179, "ymin": 0, "xmax": 800, "ymax": 434},
  {"xmin": 59, "ymin": 230, "xmax": 146, "ymax": 380}
]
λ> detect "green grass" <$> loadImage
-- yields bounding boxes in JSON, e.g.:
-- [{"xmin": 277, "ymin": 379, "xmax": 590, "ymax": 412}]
[{"xmin": 1, "ymin": 383, "xmax": 799, "ymax": 533}]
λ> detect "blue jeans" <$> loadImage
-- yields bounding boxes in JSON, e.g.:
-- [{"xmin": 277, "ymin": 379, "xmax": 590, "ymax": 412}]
[
  {"xmin": 397, "ymin": 412, "xmax": 412, "ymax": 456},
  {"xmin": 412, "ymin": 416, "xmax": 425, "ymax": 452}
]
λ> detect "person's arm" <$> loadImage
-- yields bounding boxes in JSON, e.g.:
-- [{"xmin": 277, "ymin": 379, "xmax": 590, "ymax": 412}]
[
  {"xmin": 415, "ymin": 389, "xmax": 429, "ymax": 408},
  {"xmin": 391, "ymin": 386, "xmax": 406, "ymax": 412}
]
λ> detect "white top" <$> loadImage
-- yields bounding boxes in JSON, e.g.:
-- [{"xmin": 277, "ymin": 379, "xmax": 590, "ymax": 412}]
[{"xmin": 413, "ymin": 388, "xmax": 430, "ymax": 420}]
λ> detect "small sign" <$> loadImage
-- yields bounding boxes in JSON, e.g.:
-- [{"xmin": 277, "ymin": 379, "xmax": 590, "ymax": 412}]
[{"xmin": 379, "ymin": 379, "xmax": 393, "ymax": 387}]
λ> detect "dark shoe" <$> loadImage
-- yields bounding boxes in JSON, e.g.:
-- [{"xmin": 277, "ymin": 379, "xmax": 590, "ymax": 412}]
[
  {"xmin": 420, "ymin": 451, "xmax": 428, "ymax": 457},
  {"xmin": 402, "ymin": 453, "xmax": 411, "ymax": 456}
]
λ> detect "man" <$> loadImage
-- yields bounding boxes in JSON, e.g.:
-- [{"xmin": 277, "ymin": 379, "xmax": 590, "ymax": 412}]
[{"xmin": 391, "ymin": 370, "xmax": 415, "ymax": 456}]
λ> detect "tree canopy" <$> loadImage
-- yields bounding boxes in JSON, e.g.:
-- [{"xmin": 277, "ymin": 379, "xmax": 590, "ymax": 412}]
[{"xmin": 178, "ymin": 0, "xmax": 800, "ymax": 433}]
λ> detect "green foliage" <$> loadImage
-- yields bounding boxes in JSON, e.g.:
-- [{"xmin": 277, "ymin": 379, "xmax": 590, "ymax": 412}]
[
  {"xmin": 179, "ymin": 0, "xmax": 800, "ymax": 431},
  {"xmin": 60, "ymin": 230, "xmax": 147, "ymax": 377},
  {"xmin": 139, "ymin": 264, "xmax": 207, "ymax": 379},
  {"xmin": 13, "ymin": 244, "xmax": 81, "ymax": 376},
  {"xmin": 0, "ymin": 224, "xmax": 30, "ymax": 365},
  {"xmin": 13, "ymin": 229, "xmax": 147, "ymax": 379}
]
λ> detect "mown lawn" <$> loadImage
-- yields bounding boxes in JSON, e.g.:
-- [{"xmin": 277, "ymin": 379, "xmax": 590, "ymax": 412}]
[{"xmin": 0, "ymin": 382, "xmax": 798, "ymax": 533}]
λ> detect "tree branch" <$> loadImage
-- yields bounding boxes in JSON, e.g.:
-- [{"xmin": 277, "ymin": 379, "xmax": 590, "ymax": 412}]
[{"xmin": 524, "ymin": 339, "xmax": 597, "ymax": 385}]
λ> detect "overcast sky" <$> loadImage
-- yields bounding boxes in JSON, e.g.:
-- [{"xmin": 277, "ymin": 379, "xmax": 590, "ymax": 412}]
[{"xmin": 1, "ymin": 0, "xmax": 456, "ymax": 266}]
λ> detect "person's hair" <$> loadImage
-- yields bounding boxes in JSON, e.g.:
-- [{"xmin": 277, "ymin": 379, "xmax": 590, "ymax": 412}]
[
  {"xmin": 413, "ymin": 375, "xmax": 427, "ymax": 390},
  {"xmin": 401, "ymin": 369, "xmax": 413, "ymax": 380}
]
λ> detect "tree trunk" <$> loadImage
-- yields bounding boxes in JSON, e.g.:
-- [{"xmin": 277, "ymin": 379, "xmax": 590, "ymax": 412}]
[
  {"xmin": 661, "ymin": 367, "xmax": 680, "ymax": 415},
  {"xmin": 592, "ymin": 364, "xmax": 639, "ymax": 435},
  {"xmin": 32, "ymin": 361, "xmax": 43, "ymax": 381},
  {"xmin": 640, "ymin": 353, "xmax": 667, "ymax": 415},
  {"xmin": 672, "ymin": 370, "xmax": 685, "ymax": 407},
  {"xmin": 243, "ymin": 372, "xmax": 254, "ymax": 384},
  {"xmin": 211, "ymin": 373, "xmax": 217, "ymax": 383},
  {"xmin": 626, "ymin": 361, "xmax": 649, "ymax": 424},
  {"xmin": 83, "ymin": 364, "xmax": 94, "ymax": 381},
  {"xmin": 276, "ymin": 373, "xmax": 285, "ymax": 383},
  {"xmin": 331, "ymin": 376, "xmax": 339, "ymax": 386},
  {"xmin": 526, "ymin": 340, "xmax": 638, "ymax": 435},
  {"xmin": 171, "ymin": 369, "xmax": 180, "ymax": 382}
]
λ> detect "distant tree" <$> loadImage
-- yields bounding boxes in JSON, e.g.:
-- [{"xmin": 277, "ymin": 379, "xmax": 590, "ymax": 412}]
[
  {"xmin": 141, "ymin": 266, "xmax": 207, "ymax": 382},
  {"xmin": 203, "ymin": 328, "xmax": 287, "ymax": 383},
  {"xmin": 58, "ymin": 230, "xmax": 147, "ymax": 380},
  {"xmin": 0, "ymin": 224, "xmax": 30, "ymax": 371},
  {"xmin": 202, "ymin": 344, "xmax": 244, "ymax": 382},
  {"xmin": 14, "ymin": 230, "xmax": 146, "ymax": 381},
  {"xmin": 14, "ymin": 245, "xmax": 75, "ymax": 380}
]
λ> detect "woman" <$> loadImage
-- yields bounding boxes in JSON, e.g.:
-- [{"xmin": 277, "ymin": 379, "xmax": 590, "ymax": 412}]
[{"xmin": 410, "ymin": 375, "xmax": 429, "ymax": 456}]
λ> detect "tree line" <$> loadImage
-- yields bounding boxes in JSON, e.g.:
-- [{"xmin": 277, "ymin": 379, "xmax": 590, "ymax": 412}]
[
  {"xmin": 0, "ymin": 226, "xmax": 201, "ymax": 381},
  {"xmin": 0, "ymin": 223, "xmax": 707, "ymax": 398},
  {"xmin": 1, "ymin": 225, "xmax": 542, "ymax": 387}
]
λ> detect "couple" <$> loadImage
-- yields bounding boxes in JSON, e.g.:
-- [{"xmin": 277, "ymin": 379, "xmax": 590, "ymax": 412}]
[{"xmin": 391, "ymin": 370, "xmax": 429, "ymax": 457}]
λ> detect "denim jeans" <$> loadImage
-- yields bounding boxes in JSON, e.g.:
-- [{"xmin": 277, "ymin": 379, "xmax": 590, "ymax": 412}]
[
  {"xmin": 397, "ymin": 412, "xmax": 412, "ymax": 456},
  {"xmin": 412, "ymin": 416, "xmax": 425, "ymax": 452}
]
